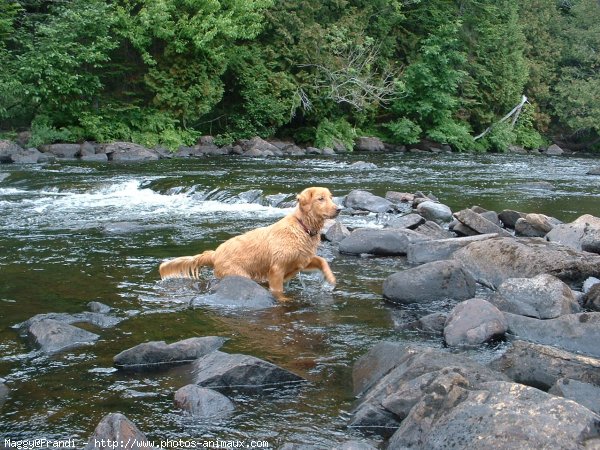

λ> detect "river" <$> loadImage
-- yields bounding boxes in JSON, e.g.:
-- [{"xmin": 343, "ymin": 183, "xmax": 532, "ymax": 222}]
[{"xmin": 0, "ymin": 152, "xmax": 598, "ymax": 447}]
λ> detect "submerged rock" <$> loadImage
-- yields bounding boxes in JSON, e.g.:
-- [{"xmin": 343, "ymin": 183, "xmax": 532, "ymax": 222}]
[
  {"xmin": 489, "ymin": 274, "xmax": 580, "ymax": 319},
  {"xmin": 84, "ymin": 413, "xmax": 154, "ymax": 450},
  {"xmin": 15, "ymin": 311, "xmax": 122, "ymax": 331},
  {"xmin": 444, "ymin": 298, "xmax": 508, "ymax": 347},
  {"xmin": 383, "ymin": 260, "xmax": 476, "ymax": 305},
  {"xmin": 193, "ymin": 351, "xmax": 305, "ymax": 392},
  {"xmin": 114, "ymin": 336, "xmax": 226, "ymax": 370},
  {"xmin": 190, "ymin": 276, "xmax": 276, "ymax": 310},
  {"xmin": 489, "ymin": 340, "xmax": 600, "ymax": 389},
  {"xmin": 174, "ymin": 385, "xmax": 235, "ymax": 418},
  {"xmin": 27, "ymin": 318, "xmax": 99, "ymax": 353}
]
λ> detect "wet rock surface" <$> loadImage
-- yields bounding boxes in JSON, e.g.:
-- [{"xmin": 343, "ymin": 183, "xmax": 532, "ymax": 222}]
[
  {"xmin": 190, "ymin": 276, "xmax": 276, "ymax": 310},
  {"xmin": 173, "ymin": 385, "xmax": 235, "ymax": 418},
  {"xmin": 26, "ymin": 318, "xmax": 100, "ymax": 353}
]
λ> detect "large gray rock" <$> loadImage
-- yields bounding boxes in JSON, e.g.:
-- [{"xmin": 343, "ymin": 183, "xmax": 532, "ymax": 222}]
[
  {"xmin": 452, "ymin": 237, "xmax": 600, "ymax": 288},
  {"xmin": 385, "ymin": 213, "xmax": 425, "ymax": 230},
  {"xmin": 349, "ymin": 344, "xmax": 507, "ymax": 438},
  {"xmin": 514, "ymin": 213, "xmax": 561, "ymax": 237},
  {"xmin": 173, "ymin": 385, "xmax": 235, "ymax": 418},
  {"xmin": 39, "ymin": 143, "xmax": 80, "ymax": 159},
  {"xmin": 27, "ymin": 318, "xmax": 99, "ymax": 353},
  {"xmin": 242, "ymin": 136, "xmax": 280, "ymax": 154},
  {"xmin": 489, "ymin": 274, "xmax": 580, "ymax": 319},
  {"xmin": 444, "ymin": 298, "xmax": 508, "ymax": 347},
  {"xmin": 339, "ymin": 228, "xmax": 428, "ymax": 256},
  {"xmin": 383, "ymin": 260, "xmax": 476, "ymax": 305},
  {"xmin": 504, "ymin": 312, "xmax": 600, "ymax": 358},
  {"xmin": 0, "ymin": 140, "xmax": 22, "ymax": 162},
  {"xmin": 102, "ymin": 142, "xmax": 159, "ymax": 161},
  {"xmin": 193, "ymin": 351, "xmax": 305, "ymax": 392},
  {"xmin": 545, "ymin": 143, "xmax": 565, "ymax": 155},
  {"xmin": 584, "ymin": 284, "xmax": 600, "ymax": 311},
  {"xmin": 489, "ymin": 340, "xmax": 600, "ymax": 389},
  {"xmin": 84, "ymin": 413, "xmax": 154, "ymax": 450},
  {"xmin": 11, "ymin": 148, "xmax": 48, "ymax": 164},
  {"xmin": 416, "ymin": 201, "xmax": 453, "ymax": 223},
  {"xmin": 414, "ymin": 220, "xmax": 454, "ymax": 239},
  {"xmin": 323, "ymin": 220, "xmax": 351, "ymax": 243},
  {"xmin": 546, "ymin": 214, "xmax": 600, "ymax": 254},
  {"xmin": 343, "ymin": 190, "xmax": 394, "ymax": 213},
  {"xmin": 550, "ymin": 378, "xmax": 600, "ymax": 415},
  {"xmin": 498, "ymin": 209, "xmax": 526, "ymax": 228},
  {"xmin": 453, "ymin": 208, "xmax": 512, "ymax": 237},
  {"xmin": 190, "ymin": 276, "xmax": 276, "ymax": 310},
  {"xmin": 114, "ymin": 336, "xmax": 226, "ymax": 370},
  {"xmin": 407, "ymin": 233, "xmax": 498, "ymax": 264},
  {"xmin": 354, "ymin": 136, "xmax": 385, "ymax": 152},
  {"xmin": 387, "ymin": 380, "xmax": 600, "ymax": 450}
]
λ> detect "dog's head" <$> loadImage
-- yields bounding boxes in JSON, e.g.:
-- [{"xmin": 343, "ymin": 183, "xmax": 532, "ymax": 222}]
[{"xmin": 297, "ymin": 187, "xmax": 341, "ymax": 219}]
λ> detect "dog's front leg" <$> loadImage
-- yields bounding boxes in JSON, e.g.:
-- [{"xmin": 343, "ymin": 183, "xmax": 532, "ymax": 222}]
[
  {"xmin": 306, "ymin": 256, "xmax": 336, "ymax": 286},
  {"xmin": 268, "ymin": 266, "xmax": 289, "ymax": 302}
]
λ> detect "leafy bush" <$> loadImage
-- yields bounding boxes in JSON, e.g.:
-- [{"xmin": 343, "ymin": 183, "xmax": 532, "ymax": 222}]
[
  {"xmin": 385, "ymin": 118, "xmax": 422, "ymax": 145},
  {"xmin": 29, "ymin": 116, "xmax": 76, "ymax": 147},
  {"xmin": 314, "ymin": 118, "xmax": 356, "ymax": 151},
  {"xmin": 427, "ymin": 120, "xmax": 475, "ymax": 152},
  {"xmin": 481, "ymin": 122, "xmax": 516, "ymax": 152},
  {"xmin": 515, "ymin": 104, "xmax": 546, "ymax": 149}
]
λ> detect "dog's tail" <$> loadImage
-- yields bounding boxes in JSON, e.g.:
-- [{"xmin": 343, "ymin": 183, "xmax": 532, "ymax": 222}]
[{"xmin": 159, "ymin": 250, "xmax": 215, "ymax": 279}]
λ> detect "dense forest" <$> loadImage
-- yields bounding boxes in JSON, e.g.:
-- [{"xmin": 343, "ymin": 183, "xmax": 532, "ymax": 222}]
[{"xmin": 0, "ymin": 0, "xmax": 599, "ymax": 152}]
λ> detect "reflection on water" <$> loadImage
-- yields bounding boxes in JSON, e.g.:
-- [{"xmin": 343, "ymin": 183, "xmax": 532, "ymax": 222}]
[{"xmin": 0, "ymin": 153, "xmax": 599, "ymax": 446}]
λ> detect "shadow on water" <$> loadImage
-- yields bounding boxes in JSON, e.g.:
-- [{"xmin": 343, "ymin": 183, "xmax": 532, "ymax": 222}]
[{"xmin": 0, "ymin": 153, "xmax": 599, "ymax": 446}]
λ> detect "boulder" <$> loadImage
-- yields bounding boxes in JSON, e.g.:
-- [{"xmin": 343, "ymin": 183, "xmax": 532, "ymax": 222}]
[
  {"xmin": 498, "ymin": 209, "xmax": 526, "ymax": 228},
  {"xmin": 343, "ymin": 189, "xmax": 394, "ymax": 213},
  {"xmin": 39, "ymin": 143, "xmax": 80, "ymax": 159},
  {"xmin": 546, "ymin": 214, "xmax": 600, "ymax": 253},
  {"xmin": 339, "ymin": 228, "xmax": 428, "ymax": 256},
  {"xmin": 413, "ymin": 220, "xmax": 454, "ymax": 239},
  {"xmin": 192, "ymin": 351, "xmax": 305, "ymax": 392},
  {"xmin": 323, "ymin": 220, "xmax": 351, "ymax": 243},
  {"xmin": 489, "ymin": 274, "xmax": 580, "ymax": 319},
  {"xmin": 354, "ymin": 136, "xmax": 385, "ymax": 152},
  {"xmin": 444, "ymin": 298, "xmax": 508, "ymax": 347},
  {"xmin": 587, "ymin": 166, "xmax": 600, "ymax": 175},
  {"xmin": 387, "ymin": 380, "xmax": 600, "ymax": 450},
  {"xmin": 265, "ymin": 193, "xmax": 291, "ymax": 208},
  {"xmin": 407, "ymin": 233, "xmax": 498, "ymax": 264},
  {"xmin": 102, "ymin": 142, "xmax": 159, "ymax": 162},
  {"xmin": 27, "ymin": 318, "xmax": 99, "ymax": 353},
  {"xmin": 549, "ymin": 378, "xmax": 600, "ymax": 415},
  {"xmin": 11, "ymin": 148, "xmax": 47, "ymax": 164},
  {"xmin": 349, "ymin": 344, "xmax": 507, "ymax": 437},
  {"xmin": 190, "ymin": 276, "xmax": 276, "ymax": 310},
  {"xmin": 385, "ymin": 191, "xmax": 414, "ymax": 205},
  {"xmin": 453, "ymin": 208, "xmax": 512, "ymax": 237},
  {"xmin": 545, "ymin": 143, "xmax": 565, "ymax": 155},
  {"xmin": 81, "ymin": 153, "xmax": 108, "ymax": 162},
  {"xmin": 114, "ymin": 336, "xmax": 226, "ymax": 370},
  {"xmin": 452, "ymin": 237, "xmax": 600, "ymax": 288},
  {"xmin": 416, "ymin": 313, "xmax": 448, "ymax": 334},
  {"xmin": 173, "ymin": 385, "xmax": 235, "ymax": 418},
  {"xmin": 349, "ymin": 161, "xmax": 377, "ymax": 170},
  {"xmin": 242, "ymin": 137, "xmax": 280, "ymax": 154},
  {"xmin": 79, "ymin": 141, "xmax": 97, "ymax": 156},
  {"xmin": 584, "ymin": 284, "xmax": 600, "ymax": 311},
  {"xmin": 84, "ymin": 413, "xmax": 154, "ymax": 450},
  {"xmin": 450, "ymin": 222, "xmax": 479, "ymax": 237},
  {"xmin": 0, "ymin": 140, "xmax": 22, "ymax": 162},
  {"xmin": 383, "ymin": 260, "xmax": 476, "ymax": 305},
  {"xmin": 489, "ymin": 340, "xmax": 600, "ymax": 389},
  {"xmin": 284, "ymin": 144, "xmax": 306, "ymax": 155},
  {"xmin": 416, "ymin": 201, "xmax": 453, "ymax": 223},
  {"xmin": 504, "ymin": 312, "xmax": 600, "ymax": 358},
  {"xmin": 385, "ymin": 213, "xmax": 425, "ymax": 230}
]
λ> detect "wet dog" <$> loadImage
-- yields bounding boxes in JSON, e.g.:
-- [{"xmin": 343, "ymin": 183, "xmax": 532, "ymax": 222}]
[{"xmin": 159, "ymin": 187, "xmax": 340, "ymax": 300}]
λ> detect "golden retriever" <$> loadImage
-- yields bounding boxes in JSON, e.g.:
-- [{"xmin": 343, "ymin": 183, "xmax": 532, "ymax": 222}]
[{"xmin": 159, "ymin": 187, "xmax": 341, "ymax": 300}]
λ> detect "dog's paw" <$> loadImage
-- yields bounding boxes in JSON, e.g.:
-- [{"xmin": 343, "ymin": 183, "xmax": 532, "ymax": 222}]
[{"xmin": 322, "ymin": 280, "xmax": 336, "ymax": 292}]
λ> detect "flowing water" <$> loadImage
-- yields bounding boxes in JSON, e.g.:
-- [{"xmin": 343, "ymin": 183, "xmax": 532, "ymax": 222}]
[{"xmin": 0, "ymin": 153, "xmax": 599, "ymax": 448}]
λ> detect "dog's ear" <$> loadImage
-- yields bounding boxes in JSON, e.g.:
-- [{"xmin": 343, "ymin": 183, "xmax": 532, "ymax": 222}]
[{"xmin": 297, "ymin": 188, "xmax": 314, "ymax": 213}]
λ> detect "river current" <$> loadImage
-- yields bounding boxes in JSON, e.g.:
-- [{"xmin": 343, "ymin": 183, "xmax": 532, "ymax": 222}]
[{"xmin": 0, "ymin": 153, "xmax": 598, "ymax": 447}]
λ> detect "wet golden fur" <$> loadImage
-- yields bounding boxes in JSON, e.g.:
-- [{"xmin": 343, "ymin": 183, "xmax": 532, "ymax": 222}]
[{"xmin": 159, "ymin": 187, "xmax": 340, "ymax": 300}]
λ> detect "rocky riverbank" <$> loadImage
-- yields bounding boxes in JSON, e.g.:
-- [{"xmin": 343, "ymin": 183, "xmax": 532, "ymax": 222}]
[
  {"xmin": 1, "ymin": 136, "xmax": 597, "ymax": 164},
  {"xmin": 3, "ymin": 181, "xmax": 600, "ymax": 448}
]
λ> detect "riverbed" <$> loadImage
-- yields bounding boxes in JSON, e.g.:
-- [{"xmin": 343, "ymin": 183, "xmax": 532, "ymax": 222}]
[{"xmin": 0, "ymin": 152, "xmax": 598, "ymax": 447}]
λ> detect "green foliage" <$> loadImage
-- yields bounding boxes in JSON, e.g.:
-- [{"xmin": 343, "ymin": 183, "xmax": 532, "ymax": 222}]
[
  {"xmin": 314, "ymin": 118, "xmax": 356, "ymax": 151},
  {"xmin": 481, "ymin": 122, "xmax": 516, "ymax": 153},
  {"xmin": 427, "ymin": 121, "xmax": 475, "ymax": 153},
  {"xmin": 29, "ymin": 116, "xmax": 77, "ymax": 148},
  {"xmin": 385, "ymin": 119, "xmax": 421, "ymax": 145},
  {"xmin": 515, "ymin": 104, "xmax": 546, "ymax": 149}
]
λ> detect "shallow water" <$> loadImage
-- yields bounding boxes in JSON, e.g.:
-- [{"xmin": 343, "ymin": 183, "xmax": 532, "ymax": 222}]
[{"xmin": 0, "ymin": 153, "xmax": 599, "ymax": 447}]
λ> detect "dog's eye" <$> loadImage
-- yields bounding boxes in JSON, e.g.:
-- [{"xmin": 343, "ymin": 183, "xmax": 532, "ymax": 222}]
[{"xmin": 318, "ymin": 197, "xmax": 325, "ymax": 201}]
